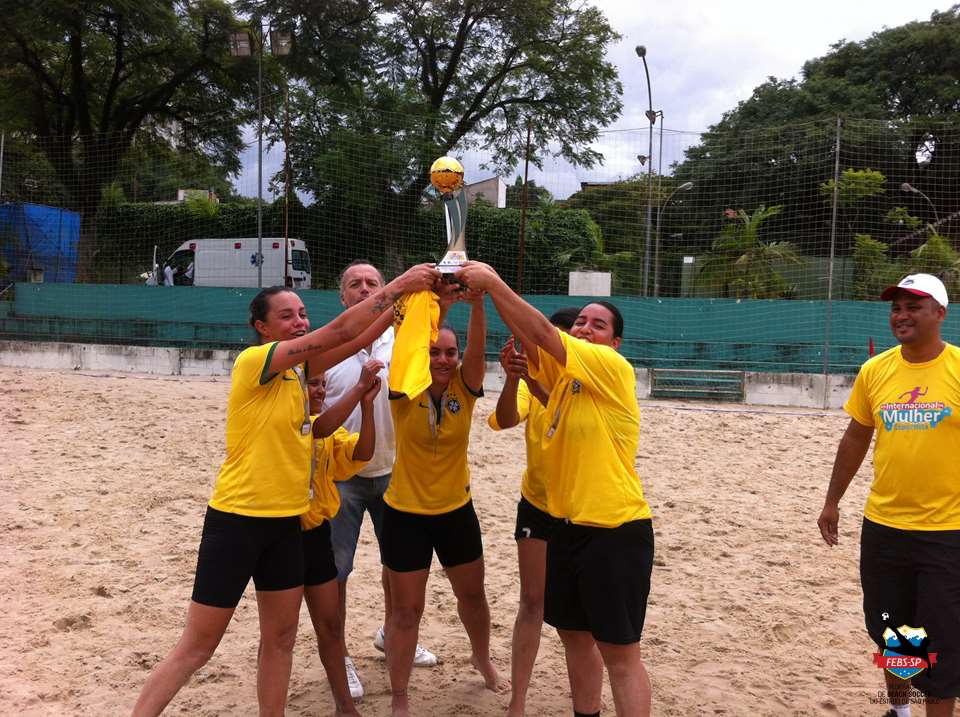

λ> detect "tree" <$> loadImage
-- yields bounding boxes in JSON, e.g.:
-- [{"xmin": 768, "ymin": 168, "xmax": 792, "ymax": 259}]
[
  {"xmin": 0, "ymin": 1, "xmax": 254, "ymax": 280},
  {"xmin": 695, "ymin": 205, "xmax": 802, "ymax": 298},
  {"xmin": 672, "ymin": 7, "xmax": 960, "ymax": 258},
  {"xmin": 240, "ymin": 0, "xmax": 622, "ymax": 270},
  {"xmin": 505, "ymin": 176, "xmax": 553, "ymax": 209}
]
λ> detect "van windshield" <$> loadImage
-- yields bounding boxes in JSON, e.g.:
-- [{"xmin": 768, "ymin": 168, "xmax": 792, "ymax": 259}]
[{"xmin": 292, "ymin": 249, "xmax": 310, "ymax": 273}]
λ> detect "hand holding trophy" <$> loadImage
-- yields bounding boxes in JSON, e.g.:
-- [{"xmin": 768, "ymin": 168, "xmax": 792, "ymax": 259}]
[{"xmin": 430, "ymin": 156, "xmax": 468, "ymax": 279}]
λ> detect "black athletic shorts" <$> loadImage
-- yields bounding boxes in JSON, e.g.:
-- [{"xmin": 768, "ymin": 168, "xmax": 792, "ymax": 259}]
[
  {"xmin": 302, "ymin": 521, "xmax": 338, "ymax": 587},
  {"xmin": 191, "ymin": 506, "xmax": 304, "ymax": 608},
  {"xmin": 381, "ymin": 500, "xmax": 484, "ymax": 573},
  {"xmin": 544, "ymin": 518, "xmax": 654, "ymax": 645},
  {"xmin": 515, "ymin": 496, "xmax": 558, "ymax": 542},
  {"xmin": 861, "ymin": 518, "xmax": 960, "ymax": 697}
]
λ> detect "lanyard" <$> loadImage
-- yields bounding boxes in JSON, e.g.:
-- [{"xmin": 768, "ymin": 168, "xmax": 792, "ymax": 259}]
[
  {"xmin": 291, "ymin": 365, "xmax": 312, "ymax": 436},
  {"xmin": 545, "ymin": 382, "xmax": 570, "ymax": 439}
]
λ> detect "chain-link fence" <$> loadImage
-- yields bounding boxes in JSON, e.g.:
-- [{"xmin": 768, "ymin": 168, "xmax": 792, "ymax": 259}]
[{"xmin": 1, "ymin": 106, "xmax": 958, "ymax": 373}]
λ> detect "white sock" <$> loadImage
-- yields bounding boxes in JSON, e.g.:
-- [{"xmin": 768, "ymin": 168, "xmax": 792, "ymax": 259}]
[{"xmin": 891, "ymin": 702, "xmax": 910, "ymax": 717}]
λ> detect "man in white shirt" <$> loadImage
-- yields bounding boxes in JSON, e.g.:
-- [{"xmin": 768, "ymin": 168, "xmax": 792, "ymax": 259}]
[
  {"xmin": 324, "ymin": 260, "xmax": 439, "ymax": 700},
  {"xmin": 162, "ymin": 263, "xmax": 175, "ymax": 286}
]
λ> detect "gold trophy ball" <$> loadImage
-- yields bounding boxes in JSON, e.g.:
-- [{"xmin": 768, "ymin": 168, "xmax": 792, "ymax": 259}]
[{"xmin": 430, "ymin": 156, "xmax": 465, "ymax": 194}]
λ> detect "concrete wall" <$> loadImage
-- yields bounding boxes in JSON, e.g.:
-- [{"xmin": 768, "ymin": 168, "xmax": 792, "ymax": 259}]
[{"xmin": 2, "ymin": 340, "xmax": 854, "ymax": 408}]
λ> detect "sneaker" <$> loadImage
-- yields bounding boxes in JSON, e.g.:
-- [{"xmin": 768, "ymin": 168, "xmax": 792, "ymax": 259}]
[
  {"xmin": 373, "ymin": 625, "xmax": 439, "ymax": 667},
  {"xmin": 413, "ymin": 642, "xmax": 439, "ymax": 667},
  {"xmin": 344, "ymin": 656, "xmax": 363, "ymax": 700}
]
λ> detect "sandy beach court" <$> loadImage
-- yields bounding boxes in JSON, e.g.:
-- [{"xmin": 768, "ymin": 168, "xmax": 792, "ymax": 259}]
[{"xmin": 1, "ymin": 366, "xmax": 887, "ymax": 716}]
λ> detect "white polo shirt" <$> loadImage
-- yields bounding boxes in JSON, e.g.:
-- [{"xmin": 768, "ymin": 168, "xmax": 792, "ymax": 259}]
[{"xmin": 322, "ymin": 327, "xmax": 395, "ymax": 478}]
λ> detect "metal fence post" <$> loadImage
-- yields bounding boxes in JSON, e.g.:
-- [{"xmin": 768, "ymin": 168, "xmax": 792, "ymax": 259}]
[{"xmin": 822, "ymin": 115, "xmax": 842, "ymax": 408}]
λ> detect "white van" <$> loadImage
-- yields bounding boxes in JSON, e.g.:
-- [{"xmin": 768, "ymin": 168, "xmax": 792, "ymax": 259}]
[{"xmin": 151, "ymin": 238, "xmax": 311, "ymax": 288}]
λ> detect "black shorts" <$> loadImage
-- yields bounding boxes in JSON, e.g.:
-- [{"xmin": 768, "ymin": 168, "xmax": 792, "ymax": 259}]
[
  {"xmin": 861, "ymin": 518, "xmax": 960, "ymax": 697},
  {"xmin": 515, "ymin": 496, "xmax": 558, "ymax": 542},
  {"xmin": 191, "ymin": 506, "xmax": 304, "ymax": 608},
  {"xmin": 544, "ymin": 518, "xmax": 654, "ymax": 645},
  {"xmin": 302, "ymin": 521, "xmax": 338, "ymax": 587},
  {"xmin": 381, "ymin": 500, "xmax": 484, "ymax": 572}
]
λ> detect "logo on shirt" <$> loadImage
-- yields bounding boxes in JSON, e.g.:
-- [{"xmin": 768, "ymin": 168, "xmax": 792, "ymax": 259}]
[
  {"xmin": 873, "ymin": 614, "xmax": 937, "ymax": 681},
  {"xmin": 572, "ymin": 379, "xmax": 582, "ymax": 394},
  {"xmin": 879, "ymin": 387, "xmax": 951, "ymax": 431},
  {"xmin": 446, "ymin": 397, "xmax": 462, "ymax": 414}
]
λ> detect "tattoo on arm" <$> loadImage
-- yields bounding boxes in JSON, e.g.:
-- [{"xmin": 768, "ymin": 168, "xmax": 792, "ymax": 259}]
[
  {"xmin": 287, "ymin": 343, "xmax": 323, "ymax": 357},
  {"xmin": 370, "ymin": 293, "xmax": 391, "ymax": 315}
]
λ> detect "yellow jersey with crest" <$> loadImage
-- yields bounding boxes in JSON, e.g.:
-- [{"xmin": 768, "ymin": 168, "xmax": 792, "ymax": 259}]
[
  {"xmin": 386, "ymin": 366, "xmax": 482, "ymax": 514},
  {"xmin": 488, "ymin": 379, "xmax": 550, "ymax": 513},
  {"xmin": 209, "ymin": 342, "xmax": 312, "ymax": 517},
  {"xmin": 529, "ymin": 330, "xmax": 651, "ymax": 528},
  {"xmin": 845, "ymin": 343, "xmax": 960, "ymax": 530},
  {"xmin": 300, "ymin": 427, "xmax": 368, "ymax": 531}
]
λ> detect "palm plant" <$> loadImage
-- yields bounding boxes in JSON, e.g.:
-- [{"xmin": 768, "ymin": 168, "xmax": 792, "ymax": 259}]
[{"xmin": 695, "ymin": 204, "xmax": 801, "ymax": 298}]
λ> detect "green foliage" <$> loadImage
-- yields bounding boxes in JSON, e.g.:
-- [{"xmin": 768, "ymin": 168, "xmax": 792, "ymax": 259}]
[
  {"xmin": 819, "ymin": 168, "xmax": 886, "ymax": 207},
  {"xmin": 506, "ymin": 177, "xmax": 554, "ymax": 210},
  {"xmin": 0, "ymin": 0, "xmax": 256, "ymax": 279},
  {"xmin": 672, "ymin": 8, "xmax": 960, "ymax": 256},
  {"xmin": 185, "ymin": 195, "xmax": 222, "ymax": 219},
  {"xmin": 562, "ymin": 179, "xmax": 647, "ymax": 257},
  {"xmin": 851, "ymin": 234, "xmax": 900, "ymax": 300},
  {"xmin": 909, "ymin": 234, "xmax": 960, "ymax": 281},
  {"xmin": 98, "ymin": 182, "xmax": 127, "ymax": 211},
  {"xmin": 885, "ymin": 207, "xmax": 923, "ymax": 230},
  {"xmin": 248, "ymin": 0, "xmax": 623, "ymax": 207},
  {"xmin": 695, "ymin": 205, "xmax": 801, "ymax": 298},
  {"xmin": 92, "ymin": 200, "xmax": 601, "ymax": 291}
]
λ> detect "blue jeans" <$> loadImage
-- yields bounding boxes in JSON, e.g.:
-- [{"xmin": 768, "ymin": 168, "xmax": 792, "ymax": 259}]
[{"xmin": 330, "ymin": 473, "xmax": 391, "ymax": 581}]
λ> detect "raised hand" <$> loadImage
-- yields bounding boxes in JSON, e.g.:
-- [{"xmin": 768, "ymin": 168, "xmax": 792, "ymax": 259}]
[
  {"xmin": 453, "ymin": 261, "xmax": 499, "ymax": 291},
  {"xmin": 362, "ymin": 375, "xmax": 382, "ymax": 403},
  {"xmin": 498, "ymin": 337, "xmax": 528, "ymax": 379},
  {"xmin": 358, "ymin": 359, "xmax": 385, "ymax": 392},
  {"xmin": 435, "ymin": 279, "xmax": 464, "ymax": 308},
  {"xmin": 396, "ymin": 263, "xmax": 441, "ymax": 294}
]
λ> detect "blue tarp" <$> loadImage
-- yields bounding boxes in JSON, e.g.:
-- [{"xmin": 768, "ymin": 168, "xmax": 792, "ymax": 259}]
[{"xmin": 0, "ymin": 202, "xmax": 79, "ymax": 283}]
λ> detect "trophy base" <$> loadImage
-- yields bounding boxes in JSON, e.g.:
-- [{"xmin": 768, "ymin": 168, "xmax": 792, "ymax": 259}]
[{"xmin": 438, "ymin": 250, "xmax": 468, "ymax": 275}]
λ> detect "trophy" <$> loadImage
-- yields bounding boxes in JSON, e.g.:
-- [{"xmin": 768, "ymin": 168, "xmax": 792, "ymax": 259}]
[{"xmin": 430, "ymin": 156, "xmax": 468, "ymax": 275}]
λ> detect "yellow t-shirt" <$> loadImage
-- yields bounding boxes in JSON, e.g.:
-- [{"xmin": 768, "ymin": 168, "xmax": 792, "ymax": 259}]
[
  {"xmin": 301, "ymin": 427, "xmax": 367, "ymax": 531},
  {"xmin": 529, "ymin": 330, "xmax": 651, "ymax": 528},
  {"xmin": 389, "ymin": 291, "xmax": 440, "ymax": 399},
  {"xmin": 386, "ymin": 366, "xmax": 482, "ymax": 514},
  {"xmin": 844, "ymin": 343, "xmax": 960, "ymax": 530},
  {"xmin": 209, "ymin": 342, "xmax": 312, "ymax": 517},
  {"xmin": 488, "ymin": 379, "xmax": 550, "ymax": 512}
]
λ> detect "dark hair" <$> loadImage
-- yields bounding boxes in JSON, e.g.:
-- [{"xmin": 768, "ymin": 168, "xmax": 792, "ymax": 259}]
[
  {"xmin": 249, "ymin": 286, "xmax": 296, "ymax": 343},
  {"xmin": 549, "ymin": 306, "xmax": 581, "ymax": 331},
  {"xmin": 338, "ymin": 259, "xmax": 384, "ymax": 291},
  {"xmin": 436, "ymin": 321, "xmax": 460, "ymax": 350},
  {"xmin": 583, "ymin": 300, "xmax": 624, "ymax": 339}
]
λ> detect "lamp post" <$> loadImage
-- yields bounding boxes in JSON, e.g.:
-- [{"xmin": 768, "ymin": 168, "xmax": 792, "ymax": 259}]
[
  {"xmin": 901, "ymin": 182, "xmax": 940, "ymax": 224},
  {"xmin": 654, "ymin": 182, "xmax": 693, "ymax": 297},
  {"xmin": 636, "ymin": 45, "xmax": 659, "ymax": 297},
  {"xmin": 229, "ymin": 25, "xmax": 292, "ymax": 287}
]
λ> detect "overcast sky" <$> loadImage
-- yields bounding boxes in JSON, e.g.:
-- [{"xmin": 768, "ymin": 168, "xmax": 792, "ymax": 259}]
[{"xmin": 237, "ymin": 1, "xmax": 949, "ymax": 201}]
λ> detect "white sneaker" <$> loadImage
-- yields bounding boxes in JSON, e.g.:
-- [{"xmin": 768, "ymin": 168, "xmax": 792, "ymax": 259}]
[
  {"xmin": 373, "ymin": 625, "xmax": 439, "ymax": 667},
  {"xmin": 344, "ymin": 656, "xmax": 363, "ymax": 700}
]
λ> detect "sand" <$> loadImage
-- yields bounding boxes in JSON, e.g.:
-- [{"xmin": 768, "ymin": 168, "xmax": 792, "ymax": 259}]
[{"xmin": 1, "ymin": 365, "xmax": 890, "ymax": 716}]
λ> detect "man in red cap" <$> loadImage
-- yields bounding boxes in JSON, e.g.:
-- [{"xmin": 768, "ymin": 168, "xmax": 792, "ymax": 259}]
[{"xmin": 818, "ymin": 273, "xmax": 960, "ymax": 717}]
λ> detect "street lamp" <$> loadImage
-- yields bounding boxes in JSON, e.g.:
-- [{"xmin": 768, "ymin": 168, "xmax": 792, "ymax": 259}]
[
  {"xmin": 230, "ymin": 25, "xmax": 292, "ymax": 287},
  {"xmin": 901, "ymin": 182, "xmax": 940, "ymax": 224},
  {"xmin": 636, "ymin": 45, "xmax": 659, "ymax": 297},
  {"xmin": 653, "ymin": 182, "xmax": 694, "ymax": 297}
]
